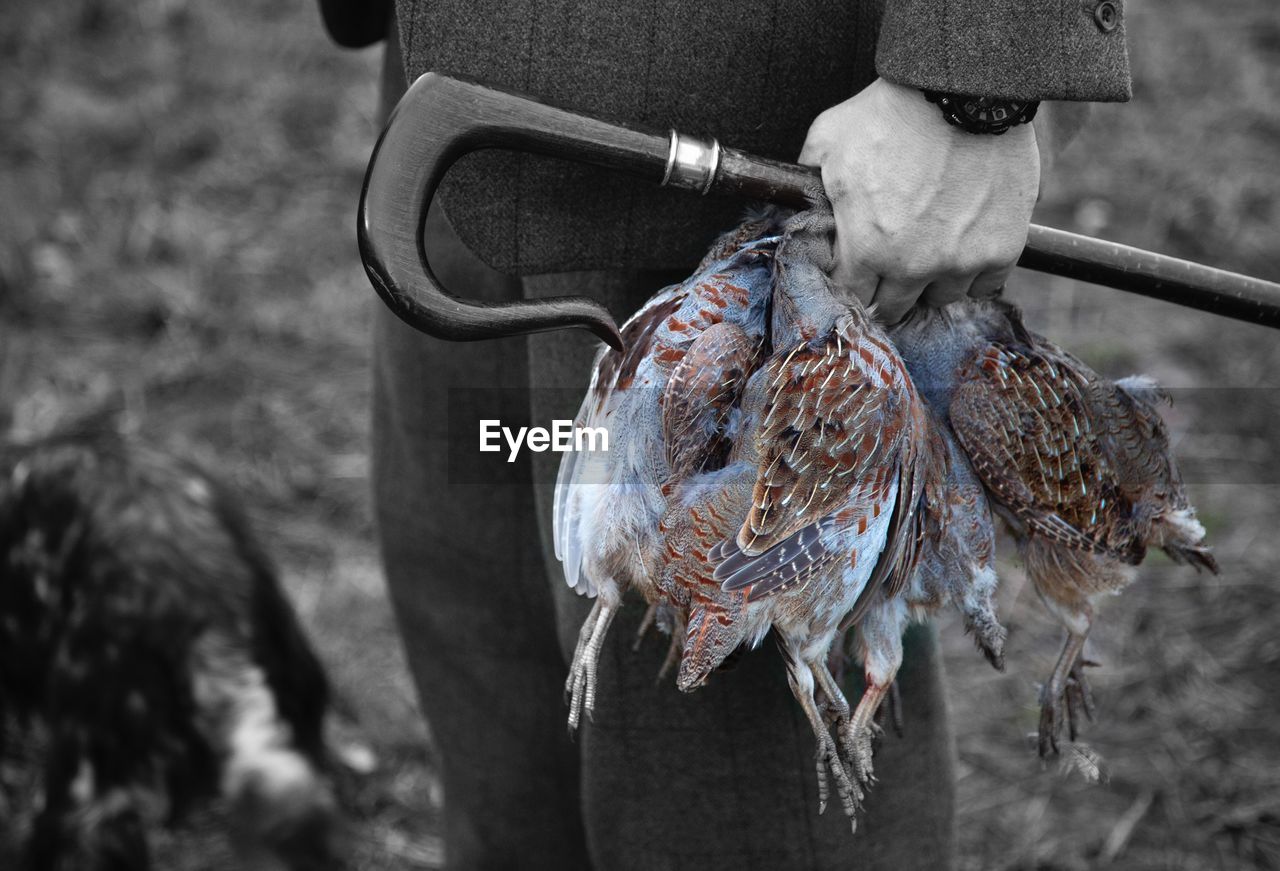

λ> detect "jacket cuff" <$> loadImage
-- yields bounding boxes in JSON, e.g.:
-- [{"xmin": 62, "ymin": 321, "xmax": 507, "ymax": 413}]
[{"xmin": 875, "ymin": 0, "xmax": 1132, "ymax": 102}]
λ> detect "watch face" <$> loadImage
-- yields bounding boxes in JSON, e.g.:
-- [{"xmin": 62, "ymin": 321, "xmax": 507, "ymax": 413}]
[
  {"xmin": 921, "ymin": 90, "xmax": 1038, "ymax": 134},
  {"xmin": 958, "ymin": 97, "xmax": 1033, "ymax": 128}
]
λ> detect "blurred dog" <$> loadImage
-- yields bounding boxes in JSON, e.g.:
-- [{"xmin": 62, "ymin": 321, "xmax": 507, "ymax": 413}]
[{"xmin": 0, "ymin": 420, "xmax": 340, "ymax": 870}]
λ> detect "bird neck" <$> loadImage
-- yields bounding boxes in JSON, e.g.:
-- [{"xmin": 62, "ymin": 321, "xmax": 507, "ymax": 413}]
[{"xmin": 770, "ymin": 287, "xmax": 855, "ymax": 350}]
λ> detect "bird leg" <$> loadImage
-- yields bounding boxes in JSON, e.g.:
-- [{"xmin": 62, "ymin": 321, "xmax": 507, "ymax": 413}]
[
  {"xmin": 1064, "ymin": 654, "xmax": 1097, "ymax": 742},
  {"xmin": 655, "ymin": 614, "xmax": 686, "ymax": 681},
  {"xmin": 812, "ymin": 659, "xmax": 852, "ymax": 732},
  {"xmin": 872, "ymin": 679, "xmax": 904, "ymax": 738},
  {"xmin": 632, "ymin": 602, "xmax": 684, "ymax": 683},
  {"xmin": 963, "ymin": 608, "xmax": 1008, "ymax": 672},
  {"xmin": 632, "ymin": 602, "xmax": 658, "ymax": 650},
  {"xmin": 566, "ymin": 603, "xmax": 596, "ymax": 698},
  {"xmin": 845, "ymin": 680, "xmax": 892, "ymax": 786},
  {"xmin": 566, "ymin": 599, "xmax": 617, "ymax": 732},
  {"xmin": 1038, "ymin": 630, "xmax": 1095, "ymax": 756},
  {"xmin": 784, "ymin": 656, "xmax": 861, "ymax": 826}
]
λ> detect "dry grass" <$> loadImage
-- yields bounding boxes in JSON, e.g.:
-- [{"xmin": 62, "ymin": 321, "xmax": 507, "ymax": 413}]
[{"xmin": 1, "ymin": 0, "xmax": 1277, "ymax": 868}]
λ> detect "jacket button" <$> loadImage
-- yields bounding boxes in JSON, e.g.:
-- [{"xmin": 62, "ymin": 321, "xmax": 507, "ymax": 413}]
[{"xmin": 1094, "ymin": 1, "xmax": 1118, "ymax": 32}]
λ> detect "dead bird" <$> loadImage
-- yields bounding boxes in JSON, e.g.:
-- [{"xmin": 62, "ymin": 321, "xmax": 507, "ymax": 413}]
[
  {"xmin": 659, "ymin": 208, "xmax": 932, "ymax": 823},
  {"xmin": 553, "ymin": 211, "xmax": 784, "ymax": 731},
  {"xmin": 838, "ymin": 411, "xmax": 1007, "ymax": 784},
  {"xmin": 931, "ymin": 299, "xmax": 1217, "ymax": 755}
]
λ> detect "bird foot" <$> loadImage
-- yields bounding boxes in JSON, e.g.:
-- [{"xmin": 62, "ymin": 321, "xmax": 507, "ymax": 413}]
[
  {"xmin": 839, "ymin": 680, "xmax": 895, "ymax": 785},
  {"xmin": 842, "ymin": 722, "xmax": 878, "ymax": 787},
  {"xmin": 565, "ymin": 662, "xmax": 590, "ymax": 733},
  {"xmin": 813, "ymin": 729, "xmax": 863, "ymax": 823},
  {"xmin": 815, "ymin": 682, "xmax": 850, "ymax": 730},
  {"xmin": 565, "ymin": 601, "xmax": 617, "ymax": 733},
  {"xmin": 1037, "ymin": 657, "xmax": 1098, "ymax": 757}
]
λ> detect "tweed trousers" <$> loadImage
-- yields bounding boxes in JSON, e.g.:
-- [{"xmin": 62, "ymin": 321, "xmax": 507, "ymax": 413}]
[
  {"xmin": 371, "ymin": 205, "xmax": 958, "ymax": 871},
  {"xmin": 371, "ymin": 25, "xmax": 956, "ymax": 871}
]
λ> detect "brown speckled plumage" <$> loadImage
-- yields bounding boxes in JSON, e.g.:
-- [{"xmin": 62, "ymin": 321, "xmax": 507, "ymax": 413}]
[
  {"xmin": 554, "ymin": 211, "xmax": 784, "ymax": 730},
  {"xmin": 654, "ymin": 210, "xmax": 937, "ymax": 823},
  {"xmin": 946, "ymin": 301, "xmax": 1217, "ymax": 755}
]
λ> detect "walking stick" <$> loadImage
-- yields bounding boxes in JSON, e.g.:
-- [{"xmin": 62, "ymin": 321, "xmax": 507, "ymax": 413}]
[{"xmin": 360, "ymin": 73, "xmax": 1280, "ymax": 351}]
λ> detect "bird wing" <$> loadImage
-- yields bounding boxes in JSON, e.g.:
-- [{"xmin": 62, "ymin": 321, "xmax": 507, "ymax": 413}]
[
  {"xmin": 553, "ymin": 227, "xmax": 780, "ymax": 595},
  {"xmin": 950, "ymin": 342, "xmax": 1130, "ymax": 555},
  {"xmin": 662, "ymin": 321, "xmax": 760, "ymax": 482},
  {"xmin": 834, "ymin": 400, "xmax": 939, "ymax": 632},
  {"xmin": 717, "ymin": 315, "xmax": 919, "ymax": 603},
  {"xmin": 742, "ymin": 316, "xmax": 912, "ymax": 553},
  {"xmin": 553, "ymin": 282, "xmax": 690, "ymax": 595},
  {"xmin": 1085, "ymin": 376, "xmax": 1177, "ymax": 499},
  {"xmin": 711, "ymin": 522, "xmax": 841, "ymax": 602}
]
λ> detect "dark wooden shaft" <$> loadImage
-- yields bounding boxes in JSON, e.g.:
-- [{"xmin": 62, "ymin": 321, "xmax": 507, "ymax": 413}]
[
  {"xmin": 359, "ymin": 72, "xmax": 1280, "ymax": 347},
  {"xmin": 1020, "ymin": 225, "xmax": 1280, "ymax": 327}
]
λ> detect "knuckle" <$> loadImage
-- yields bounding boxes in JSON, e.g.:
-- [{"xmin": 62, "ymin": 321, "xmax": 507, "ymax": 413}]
[
  {"xmin": 903, "ymin": 266, "xmax": 936, "ymax": 285},
  {"xmin": 823, "ymin": 172, "xmax": 850, "ymax": 203},
  {"xmin": 929, "ymin": 281, "xmax": 968, "ymax": 304},
  {"xmin": 807, "ymin": 110, "xmax": 839, "ymax": 144},
  {"xmin": 867, "ymin": 247, "xmax": 932, "ymax": 284},
  {"xmin": 975, "ymin": 252, "xmax": 1017, "ymax": 278},
  {"xmin": 894, "ymin": 263, "xmax": 935, "ymax": 285},
  {"xmin": 960, "ymin": 244, "xmax": 1018, "ymax": 277},
  {"xmin": 955, "ymin": 258, "xmax": 993, "ymax": 278}
]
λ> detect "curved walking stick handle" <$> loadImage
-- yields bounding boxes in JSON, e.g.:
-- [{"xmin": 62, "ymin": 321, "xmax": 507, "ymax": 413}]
[
  {"xmin": 358, "ymin": 72, "xmax": 826, "ymax": 350},
  {"xmin": 360, "ymin": 72, "xmax": 1280, "ymax": 347},
  {"xmin": 359, "ymin": 73, "xmax": 651, "ymax": 350}
]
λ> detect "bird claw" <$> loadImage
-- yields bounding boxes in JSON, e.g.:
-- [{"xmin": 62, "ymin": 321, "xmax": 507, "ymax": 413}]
[
  {"xmin": 565, "ymin": 655, "xmax": 593, "ymax": 733},
  {"xmin": 565, "ymin": 601, "xmax": 617, "ymax": 733},
  {"xmin": 813, "ymin": 730, "xmax": 862, "ymax": 821},
  {"xmin": 839, "ymin": 681, "xmax": 895, "ymax": 785},
  {"xmin": 842, "ymin": 723, "xmax": 877, "ymax": 787},
  {"xmin": 1038, "ymin": 657, "xmax": 1098, "ymax": 756}
]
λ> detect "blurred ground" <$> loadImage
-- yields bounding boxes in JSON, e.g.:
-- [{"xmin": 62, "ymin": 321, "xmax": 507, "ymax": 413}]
[
  {"xmin": 0, "ymin": 1, "xmax": 438, "ymax": 867},
  {"xmin": 1, "ymin": 0, "xmax": 1277, "ymax": 868}
]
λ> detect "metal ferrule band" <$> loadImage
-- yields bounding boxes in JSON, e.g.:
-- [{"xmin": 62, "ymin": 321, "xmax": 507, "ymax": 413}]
[{"xmin": 661, "ymin": 129, "xmax": 720, "ymax": 195}]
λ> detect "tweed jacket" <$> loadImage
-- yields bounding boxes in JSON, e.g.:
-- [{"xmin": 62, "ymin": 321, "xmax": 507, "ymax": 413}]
[{"xmin": 387, "ymin": 0, "xmax": 1130, "ymax": 274}]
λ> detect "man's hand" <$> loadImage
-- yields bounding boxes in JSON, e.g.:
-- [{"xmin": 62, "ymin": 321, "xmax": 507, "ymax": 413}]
[{"xmin": 799, "ymin": 78, "xmax": 1040, "ymax": 324}]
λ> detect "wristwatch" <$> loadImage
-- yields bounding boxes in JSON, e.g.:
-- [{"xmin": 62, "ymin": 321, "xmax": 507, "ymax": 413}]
[{"xmin": 921, "ymin": 90, "xmax": 1039, "ymax": 136}]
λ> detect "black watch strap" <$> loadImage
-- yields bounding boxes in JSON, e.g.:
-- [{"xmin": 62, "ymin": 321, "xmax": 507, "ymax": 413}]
[{"xmin": 921, "ymin": 90, "xmax": 1040, "ymax": 136}]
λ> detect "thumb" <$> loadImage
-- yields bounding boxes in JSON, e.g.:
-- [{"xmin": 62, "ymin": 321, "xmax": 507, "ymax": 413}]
[{"xmin": 798, "ymin": 138, "xmax": 824, "ymax": 167}]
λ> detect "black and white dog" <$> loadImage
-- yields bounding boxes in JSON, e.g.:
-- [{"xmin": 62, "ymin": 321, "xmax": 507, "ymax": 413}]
[{"xmin": 0, "ymin": 423, "xmax": 339, "ymax": 870}]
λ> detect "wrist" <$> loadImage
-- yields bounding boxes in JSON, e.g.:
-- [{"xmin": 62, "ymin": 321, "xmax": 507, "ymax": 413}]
[
  {"xmin": 870, "ymin": 79, "xmax": 1032, "ymax": 153},
  {"xmin": 921, "ymin": 89, "xmax": 1040, "ymax": 136},
  {"xmin": 871, "ymin": 78, "xmax": 959, "ymax": 143}
]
